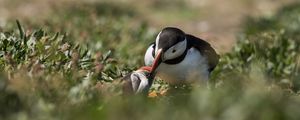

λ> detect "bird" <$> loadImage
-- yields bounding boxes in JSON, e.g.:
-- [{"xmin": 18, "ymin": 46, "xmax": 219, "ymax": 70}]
[
  {"xmin": 121, "ymin": 66, "xmax": 154, "ymax": 96},
  {"xmin": 145, "ymin": 27, "xmax": 219, "ymax": 85}
]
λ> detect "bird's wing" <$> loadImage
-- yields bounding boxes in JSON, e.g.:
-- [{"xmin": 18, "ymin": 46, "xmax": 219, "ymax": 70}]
[
  {"xmin": 186, "ymin": 34, "xmax": 220, "ymax": 72},
  {"xmin": 144, "ymin": 42, "xmax": 155, "ymax": 66},
  {"xmin": 120, "ymin": 73, "xmax": 134, "ymax": 95}
]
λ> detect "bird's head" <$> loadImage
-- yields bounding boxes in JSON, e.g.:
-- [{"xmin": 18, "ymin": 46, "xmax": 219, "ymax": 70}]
[
  {"xmin": 150, "ymin": 27, "xmax": 187, "ymax": 75},
  {"xmin": 129, "ymin": 66, "xmax": 154, "ymax": 95}
]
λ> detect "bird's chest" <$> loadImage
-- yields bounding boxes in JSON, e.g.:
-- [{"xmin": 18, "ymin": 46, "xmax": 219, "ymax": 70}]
[{"xmin": 157, "ymin": 48, "xmax": 209, "ymax": 84}]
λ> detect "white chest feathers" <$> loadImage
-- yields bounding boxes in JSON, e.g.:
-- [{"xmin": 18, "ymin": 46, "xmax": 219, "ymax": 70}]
[
  {"xmin": 144, "ymin": 44, "xmax": 155, "ymax": 66},
  {"xmin": 156, "ymin": 48, "xmax": 209, "ymax": 84}
]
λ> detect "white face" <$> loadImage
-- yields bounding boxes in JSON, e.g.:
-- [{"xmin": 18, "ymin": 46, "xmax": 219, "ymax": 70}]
[
  {"xmin": 162, "ymin": 39, "xmax": 187, "ymax": 61},
  {"xmin": 155, "ymin": 31, "xmax": 161, "ymax": 54},
  {"xmin": 131, "ymin": 71, "xmax": 149, "ymax": 93}
]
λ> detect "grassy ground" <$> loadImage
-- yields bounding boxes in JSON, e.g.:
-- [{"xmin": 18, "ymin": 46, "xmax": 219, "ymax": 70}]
[{"xmin": 1, "ymin": 1, "xmax": 300, "ymax": 120}]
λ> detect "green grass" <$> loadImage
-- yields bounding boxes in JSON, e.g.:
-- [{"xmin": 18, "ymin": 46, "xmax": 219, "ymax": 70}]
[{"xmin": 1, "ymin": 1, "xmax": 300, "ymax": 120}]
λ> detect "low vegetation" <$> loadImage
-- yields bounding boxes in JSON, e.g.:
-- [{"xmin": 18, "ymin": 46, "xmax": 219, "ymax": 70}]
[{"xmin": 0, "ymin": 2, "xmax": 300, "ymax": 120}]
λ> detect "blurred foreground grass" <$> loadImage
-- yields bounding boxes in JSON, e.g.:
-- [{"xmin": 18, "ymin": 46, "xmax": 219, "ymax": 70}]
[{"xmin": 1, "ymin": 2, "xmax": 300, "ymax": 120}]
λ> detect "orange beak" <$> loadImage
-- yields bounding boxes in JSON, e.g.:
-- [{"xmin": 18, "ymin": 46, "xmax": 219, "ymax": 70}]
[
  {"xmin": 150, "ymin": 49, "xmax": 162, "ymax": 75},
  {"xmin": 139, "ymin": 66, "xmax": 152, "ymax": 72}
]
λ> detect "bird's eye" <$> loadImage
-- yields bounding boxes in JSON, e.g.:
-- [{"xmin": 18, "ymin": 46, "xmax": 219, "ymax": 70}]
[{"xmin": 163, "ymin": 40, "xmax": 187, "ymax": 60}]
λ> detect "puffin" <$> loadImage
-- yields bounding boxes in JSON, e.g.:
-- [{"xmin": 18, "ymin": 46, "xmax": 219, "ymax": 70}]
[
  {"xmin": 121, "ymin": 66, "xmax": 154, "ymax": 95},
  {"xmin": 145, "ymin": 27, "xmax": 219, "ymax": 85}
]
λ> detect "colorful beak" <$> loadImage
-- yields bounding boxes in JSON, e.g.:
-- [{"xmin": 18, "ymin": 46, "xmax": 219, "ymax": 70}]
[
  {"xmin": 138, "ymin": 66, "xmax": 152, "ymax": 72},
  {"xmin": 150, "ymin": 49, "xmax": 162, "ymax": 76}
]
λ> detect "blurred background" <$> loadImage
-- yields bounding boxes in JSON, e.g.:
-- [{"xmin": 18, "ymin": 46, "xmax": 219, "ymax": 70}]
[
  {"xmin": 1, "ymin": 0, "xmax": 300, "ymax": 120},
  {"xmin": 0, "ymin": 0, "xmax": 296, "ymax": 53}
]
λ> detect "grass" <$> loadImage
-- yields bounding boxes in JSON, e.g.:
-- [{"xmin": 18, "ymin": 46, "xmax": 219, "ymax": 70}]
[{"xmin": 1, "ymin": 1, "xmax": 300, "ymax": 120}]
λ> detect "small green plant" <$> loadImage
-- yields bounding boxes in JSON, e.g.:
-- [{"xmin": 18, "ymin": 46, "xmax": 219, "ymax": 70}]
[{"xmin": 213, "ymin": 3, "xmax": 300, "ymax": 92}]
